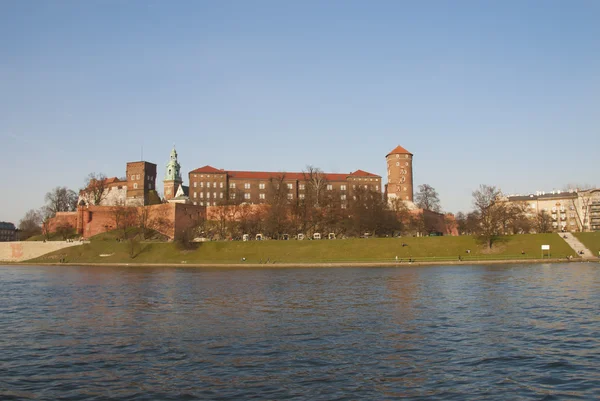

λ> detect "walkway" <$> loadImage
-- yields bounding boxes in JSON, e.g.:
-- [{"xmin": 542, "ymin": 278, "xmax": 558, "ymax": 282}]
[{"xmin": 559, "ymin": 233, "xmax": 595, "ymax": 259}]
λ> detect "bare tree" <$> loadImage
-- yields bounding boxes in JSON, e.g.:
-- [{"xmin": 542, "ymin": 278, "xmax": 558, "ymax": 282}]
[
  {"xmin": 264, "ymin": 174, "xmax": 291, "ymax": 239},
  {"xmin": 303, "ymin": 166, "xmax": 328, "ymax": 207},
  {"xmin": 415, "ymin": 184, "xmax": 441, "ymax": 212},
  {"xmin": 45, "ymin": 186, "xmax": 78, "ymax": 215},
  {"xmin": 39, "ymin": 206, "xmax": 54, "ymax": 240},
  {"xmin": 535, "ymin": 210, "xmax": 553, "ymax": 233},
  {"xmin": 18, "ymin": 209, "xmax": 42, "ymax": 240},
  {"xmin": 83, "ymin": 172, "xmax": 108, "ymax": 205},
  {"xmin": 472, "ymin": 184, "xmax": 505, "ymax": 248}
]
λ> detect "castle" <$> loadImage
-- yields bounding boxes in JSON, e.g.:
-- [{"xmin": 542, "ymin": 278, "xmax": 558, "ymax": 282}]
[{"xmin": 48, "ymin": 145, "xmax": 444, "ymax": 239}]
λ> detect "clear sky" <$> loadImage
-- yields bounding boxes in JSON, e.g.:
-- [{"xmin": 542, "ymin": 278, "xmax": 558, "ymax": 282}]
[{"xmin": 1, "ymin": 0, "xmax": 599, "ymax": 223}]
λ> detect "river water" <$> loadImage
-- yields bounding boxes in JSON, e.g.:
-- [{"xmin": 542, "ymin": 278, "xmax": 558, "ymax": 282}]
[{"xmin": 0, "ymin": 263, "xmax": 598, "ymax": 400}]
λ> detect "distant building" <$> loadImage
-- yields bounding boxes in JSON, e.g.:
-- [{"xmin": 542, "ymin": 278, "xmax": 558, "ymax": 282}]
[
  {"xmin": 0, "ymin": 222, "xmax": 17, "ymax": 242},
  {"xmin": 385, "ymin": 145, "xmax": 415, "ymax": 208},
  {"xmin": 79, "ymin": 161, "xmax": 159, "ymax": 207},
  {"xmin": 504, "ymin": 188, "xmax": 600, "ymax": 232}
]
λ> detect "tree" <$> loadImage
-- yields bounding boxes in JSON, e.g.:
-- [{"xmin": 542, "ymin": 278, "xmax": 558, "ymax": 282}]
[
  {"xmin": 415, "ymin": 184, "xmax": 441, "ymax": 212},
  {"xmin": 55, "ymin": 222, "xmax": 74, "ymax": 240},
  {"xmin": 45, "ymin": 186, "xmax": 78, "ymax": 215},
  {"xmin": 535, "ymin": 210, "xmax": 553, "ymax": 233},
  {"xmin": 18, "ymin": 209, "xmax": 42, "ymax": 240},
  {"xmin": 39, "ymin": 206, "xmax": 54, "ymax": 240},
  {"xmin": 83, "ymin": 172, "xmax": 108, "ymax": 205},
  {"xmin": 472, "ymin": 184, "xmax": 505, "ymax": 248}
]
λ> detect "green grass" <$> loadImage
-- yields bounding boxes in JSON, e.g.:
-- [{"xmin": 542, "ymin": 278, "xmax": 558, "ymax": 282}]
[
  {"xmin": 30, "ymin": 233, "xmax": 578, "ymax": 265},
  {"xmin": 573, "ymin": 232, "xmax": 600, "ymax": 257}
]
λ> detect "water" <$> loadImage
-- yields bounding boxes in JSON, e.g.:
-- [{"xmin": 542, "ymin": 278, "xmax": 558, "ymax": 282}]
[{"xmin": 1, "ymin": 263, "xmax": 599, "ymax": 400}]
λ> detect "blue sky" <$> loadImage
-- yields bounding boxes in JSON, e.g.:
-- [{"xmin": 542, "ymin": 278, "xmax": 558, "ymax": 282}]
[{"xmin": 1, "ymin": 0, "xmax": 599, "ymax": 223}]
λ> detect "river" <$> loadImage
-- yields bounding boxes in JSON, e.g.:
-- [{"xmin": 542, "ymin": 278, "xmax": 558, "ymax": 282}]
[{"xmin": 1, "ymin": 263, "xmax": 598, "ymax": 400}]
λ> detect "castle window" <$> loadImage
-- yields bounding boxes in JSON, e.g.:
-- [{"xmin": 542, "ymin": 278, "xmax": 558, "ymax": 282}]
[
  {"xmin": 375, "ymin": 186, "xmax": 379, "ymax": 191},
  {"xmin": 131, "ymin": 175, "xmax": 135, "ymax": 180},
  {"xmin": 207, "ymin": 192, "xmax": 210, "ymax": 199},
  {"xmin": 341, "ymin": 185, "xmax": 346, "ymax": 191},
  {"xmin": 299, "ymin": 194, "xmax": 305, "ymax": 200},
  {"xmin": 259, "ymin": 183, "xmax": 265, "ymax": 189},
  {"xmin": 230, "ymin": 183, "xmax": 236, "ymax": 189},
  {"xmin": 341, "ymin": 194, "xmax": 346, "ymax": 200},
  {"xmin": 299, "ymin": 184, "xmax": 305, "ymax": 190},
  {"xmin": 230, "ymin": 193, "xmax": 236, "ymax": 199},
  {"xmin": 244, "ymin": 183, "xmax": 251, "ymax": 189},
  {"xmin": 213, "ymin": 182, "xmax": 216, "ymax": 188},
  {"xmin": 136, "ymin": 174, "xmax": 140, "ymax": 179},
  {"xmin": 220, "ymin": 193, "xmax": 223, "ymax": 199},
  {"xmin": 193, "ymin": 202, "xmax": 197, "ymax": 206},
  {"xmin": 287, "ymin": 183, "xmax": 293, "ymax": 189},
  {"xmin": 244, "ymin": 193, "xmax": 251, "ymax": 200},
  {"xmin": 327, "ymin": 184, "xmax": 333, "ymax": 191},
  {"xmin": 200, "ymin": 192, "xmax": 204, "ymax": 198},
  {"xmin": 194, "ymin": 192, "xmax": 197, "ymax": 198},
  {"xmin": 396, "ymin": 154, "xmax": 399, "ymax": 159},
  {"xmin": 396, "ymin": 162, "xmax": 400, "ymax": 166},
  {"xmin": 341, "ymin": 203, "xmax": 346, "ymax": 209},
  {"xmin": 194, "ymin": 182, "xmax": 197, "ymax": 188},
  {"xmin": 259, "ymin": 193, "xmax": 265, "ymax": 199},
  {"xmin": 133, "ymin": 183, "xmax": 138, "ymax": 189},
  {"xmin": 287, "ymin": 193, "xmax": 293, "ymax": 200},
  {"xmin": 220, "ymin": 182, "xmax": 223, "ymax": 188},
  {"xmin": 206, "ymin": 182, "xmax": 211, "ymax": 188},
  {"xmin": 213, "ymin": 192, "xmax": 216, "ymax": 199}
]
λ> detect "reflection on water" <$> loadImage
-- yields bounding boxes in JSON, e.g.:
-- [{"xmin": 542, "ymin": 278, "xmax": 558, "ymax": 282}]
[{"xmin": 0, "ymin": 263, "xmax": 599, "ymax": 400}]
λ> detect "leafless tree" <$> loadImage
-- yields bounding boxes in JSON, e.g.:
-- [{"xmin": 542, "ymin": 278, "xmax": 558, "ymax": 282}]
[
  {"xmin": 18, "ymin": 209, "xmax": 42, "ymax": 240},
  {"xmin": 303, "ymin": 166, "xmax": 328, "ymax": 207},
  {"xmin": 472, "ymin": 184, "xmax": 505, "ymax": 248},
  {"xmin": 39, "ymin": 206, "xmax": 54, "ymax": 240},
  {"xmin": 415, "ymin": 184, "xmax": 441, "ymax": 212},
  {"xmin": 264, "ymin": 174, "xmax": 291, "ymax": 238},
  {"xmin": 535, "ymin": 210, "xmax": 553, "ymax": 233},
  {"xmin": 45, "ymin": 186, "xmax": 78, "ymax": 215},
  {"xmin": 83, "ymin": 172, "xmax": 108, "ymax": 205}
]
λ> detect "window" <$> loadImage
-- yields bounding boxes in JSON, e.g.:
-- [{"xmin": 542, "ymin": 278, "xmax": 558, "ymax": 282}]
[
  {"xmin": 287, "ymin": 193, "xmax": 293, "ymax": 200},
  {"xmin": 230, "ymin": 193, "xmax": 236, "ymax": 199},
  {"xmin": 207, "ymin": 192, "xmax": 210, "ymax": 199},
  {"xmin": 230, "ymin": 183, "xmax": 236, "ymax": 189},
  {"xmin": 206, "ymin": 182, "xmax": 211, "ymax": 188},
  {"xmin": 133, "ymin": 183, "xmax": 138, "ymax": 189},
  {"xmin": 299, "ymin": 184, "xmax": 305, "ymax": 190},
  {"xmin": 259, "ymin": 183, "xmax": 265, "ymax": 190},
  {"xmin": 194, "ymin": 192, "xmax": 197, "ymax": 198},
  {"xmin": 375, "ymin": 186, "xmax": 379, "ymax": 191},
  {"xmin": 341, "ymin": 203, "xmax": 346, "ymax": 209},
  {"xmin": 131, "ymin": 175, "xmax": 135, "ymax": 180},
  {"xmin": 136, "ymin": 174, "xmax": 140, "ymax": 179},
  {"xmin": 213, "ymin": 182, "xmax": 216, "ymax": 188},
  {"xmin": 287, "ymin": 183, "xmax": 293, "ymax": 189},
  {"xmin": 327, "ymin": 184, "xmax": 333, "ymax": 191},
  {"xmin": 259, "ymin": 193, "xmax": 265, "ymax": 199},
  {"xmin": 220, "ymin": 182, "xmax": 223, "ymax": 188},
  {"xmin": 341, "ymin": 185, "xmax": 346, "ymax": 191},
  {"xmin": 193, "ymin": 182, "xmax": 197, "ymax": 188},
  {"xmin": 200, "ymin": 182, "xmax": 204, "ymax": 188},
  {"xmin": 220, "ymin": 193, "xmax": 223, "ymax": 199},
  {"xmin": 213, "ymin": 192, "xmax": 217, "ymax": 199},
  {"xmin": 353, "ymin": 185, "xmax": 356, "ymax": 189},
  {"xmin": 200, "ymin": 201, "xmax": 204, "ymax": 206},
  {"xmin": 193, "ymin": 202, "xmax": 197, "ymax": 206},
  {"xmin": 244, "ymin": 183, "xmax": 251, "ymax": 189},
  {"xmin": 341, "ymin": 194, "xmax": 346, "ymax": 200},
  {"xmin": 149, "ymin": 183, "xmax": 152, "ymax": 189},
  {"xmin": 200, "ymin": 192, "xmax": 204, "ymax": 198},
  {"xmin": 364, "ymin": 185, "xmax": 368, "ymax": 189},
  {"xmin": 299, "ymin": 194, "xmax": 305, "ymax": 200}
]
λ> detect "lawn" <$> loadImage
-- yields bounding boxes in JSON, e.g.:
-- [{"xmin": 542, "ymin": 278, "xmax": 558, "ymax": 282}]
[
  {"xmin": 573, "ymin": 232, "xmax": 600, "ymax": 257},
  {"xmin": 31, "ymin": 233, "xmax": 578, "ymax": 265}
]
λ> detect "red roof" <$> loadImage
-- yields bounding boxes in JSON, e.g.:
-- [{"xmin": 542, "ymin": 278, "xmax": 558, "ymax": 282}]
[
  {"xmin": 386, "ymin": 145, "xmax": 412, "ymax": 156},
  {"xmin": 189, "ymin": 165, "xmax": 226, "ymax": 174},
  {"xmin": 349, "ymin": 169, "xmax": 380, "ymax": 177},
  {"xmin": 189, "ymin": 167, "xmax": 380, "ymax": 181}
]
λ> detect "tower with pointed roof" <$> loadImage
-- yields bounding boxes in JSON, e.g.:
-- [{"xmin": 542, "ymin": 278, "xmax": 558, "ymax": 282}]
[
  {"xmin": 163, "ymin": 146, "xmax": 183, "ymax": 201},
  {"xmin": 386, "ymin": 145, "xmax": 414, "ymax": 207}
]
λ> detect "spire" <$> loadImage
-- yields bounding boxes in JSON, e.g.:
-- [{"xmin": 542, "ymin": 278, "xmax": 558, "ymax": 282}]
[{"xmin": 165, "ymin": 146, "xmax": 182, "ymax": 182}]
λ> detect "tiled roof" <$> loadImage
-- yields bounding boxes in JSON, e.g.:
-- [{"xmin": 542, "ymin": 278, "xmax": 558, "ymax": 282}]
[
  {"xmin": 190, "ymin": 165, "xmax": 226, "ymax": 174},
  {"xmin": 386, "ymin": 145, "xmax": 412, "ymax": 156},
  {"xmin": 349, "ymin": 169, "xmax": 380, "ymax": 177},
  {"xmin": 190, "ymin": 168, "xmax": 380, "ymax": 181}
]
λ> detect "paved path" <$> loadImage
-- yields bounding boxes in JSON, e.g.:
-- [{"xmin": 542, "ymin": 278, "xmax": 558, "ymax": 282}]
[
  {"xmin": 559, "ymin": 233, "xmax": 595, "ymax": 259},
  {"xmin": 0, "ymin": 241, "xmax": 84, "ymax": 262}
]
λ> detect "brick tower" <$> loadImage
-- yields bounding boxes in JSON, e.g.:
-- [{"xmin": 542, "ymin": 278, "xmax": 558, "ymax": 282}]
[
  {"xmin": 386, "ymin": 145, "xmax": 414, "ymax": 207},
  {"xmin": 126, "ymin": 161, "xmax": 157, "ymax": 206},
  {"xmin": 163, "ymin": 146, "xmax": 183, "ymax": 201}
]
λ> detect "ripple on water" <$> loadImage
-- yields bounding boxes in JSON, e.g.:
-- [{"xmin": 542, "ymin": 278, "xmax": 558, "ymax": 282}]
[{"xmin": 0, "ymin": 263, "xmax": 599, "ymax": 400}]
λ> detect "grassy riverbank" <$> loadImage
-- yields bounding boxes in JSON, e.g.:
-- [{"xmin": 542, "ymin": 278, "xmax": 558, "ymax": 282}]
[
  {"xmin": 30, "ymin": 232, "xmax": 580, "ymax": 265},
  {"xmin": 574, "ymin": 232, "xmax": 600, "ymax": 257}
]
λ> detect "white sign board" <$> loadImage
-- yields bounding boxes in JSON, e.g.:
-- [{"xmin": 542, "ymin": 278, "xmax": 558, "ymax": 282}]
[{"xmin": 541, "ymin": 245, "xmax": 550, "ymax": 250}]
